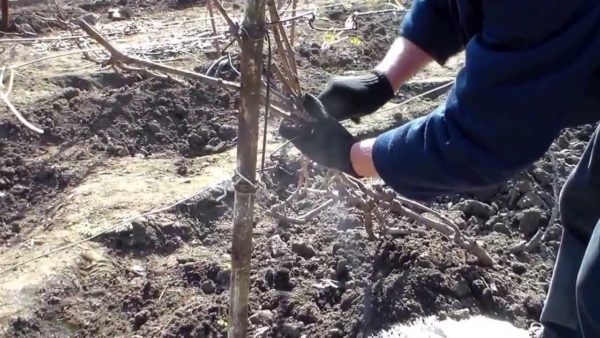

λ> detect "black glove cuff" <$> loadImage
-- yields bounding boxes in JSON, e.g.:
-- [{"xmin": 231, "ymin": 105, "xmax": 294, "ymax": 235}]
[{"xmin": 369, "ymin": 70, "xmax": 395, "ymax": 105}]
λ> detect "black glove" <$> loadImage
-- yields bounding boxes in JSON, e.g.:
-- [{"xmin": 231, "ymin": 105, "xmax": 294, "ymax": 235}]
[
  {"xmin": 318, "ymin": 70, "xmax": 394, "ymax": 122},
  {"xmin": 279, "ymin": 94, "xmax": 358, "ymax": 176}
]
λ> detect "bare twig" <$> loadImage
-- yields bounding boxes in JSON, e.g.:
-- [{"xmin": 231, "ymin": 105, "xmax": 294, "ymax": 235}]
[
  {"xmin": 77, "ymin": 19, "xmax": 240, "ymax": 90},
  {"xmin": 272, "ymin": 198, "xmax": 335, "ymax": 224},
  {"xmin": 271, "ymin": 62, "xmax": 297, "ymax": 96},
  {"xmin": 212, "ymin": 0, "xmax": 240, "ymax": 44},
  {"xmin": 271, "ymin": 168, "xmax": 494, "ymax": 266},
  {"xmin": 1, "ymin": 68, "xmax": 44, "ymax": 134},
  {"xmin": 267, "ymin": 0, "xmax": 297, "ymax": 77},
  {"xmin": 377, "ymin": 81, "xmax": 455, "ymax": 114},
  {"xmin": 158, "ymin": 282, "xmax": 170, "ymax": 302}
]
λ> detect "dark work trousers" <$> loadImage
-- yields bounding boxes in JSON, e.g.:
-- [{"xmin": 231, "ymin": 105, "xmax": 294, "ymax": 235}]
[{"xmin": 541, "ymin": 124, "xmax": 600, "ymax": 338}]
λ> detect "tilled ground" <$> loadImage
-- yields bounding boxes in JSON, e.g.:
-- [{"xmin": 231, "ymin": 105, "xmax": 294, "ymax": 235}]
[{"xmin": 0, "ymin": 1, "xmax": 595, "ymax": 337}]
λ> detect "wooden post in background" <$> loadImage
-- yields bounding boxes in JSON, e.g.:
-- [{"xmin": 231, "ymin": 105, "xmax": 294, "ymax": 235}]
[
  {"xmin": 206, "ymin": 0, "xmax": 220, "ymax": 54},
  {"xmin": 228, "ymin": 0, "xmax": 266, "ymax": 337},
  {"xmin": 2, "ymin": 0, "xmax": 9, "ymax": 32}
]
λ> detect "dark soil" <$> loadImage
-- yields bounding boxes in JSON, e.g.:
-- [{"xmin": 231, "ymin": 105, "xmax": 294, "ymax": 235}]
[
  {"xmin": 5, "ymin": 123, "xmax": 593, "ymax": 337},
  {"xmin": 0, "ymin": 74, "xmax": 237, "ymax": 242}
]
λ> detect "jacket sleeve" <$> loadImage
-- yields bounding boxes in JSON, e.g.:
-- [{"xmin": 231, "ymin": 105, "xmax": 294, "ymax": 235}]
[
  {"xmin": 373, "ymin": 0, "xmax": 600, "ymax": 201},
  {"xmin": 399, "ymin": 0, "xmax": 464, "ymax": 64}
]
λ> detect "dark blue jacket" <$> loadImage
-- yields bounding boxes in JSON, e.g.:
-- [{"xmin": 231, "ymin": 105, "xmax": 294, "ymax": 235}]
[{"xmin": 372, "ymin": 0, "xmax": 600, "ymax": 201}]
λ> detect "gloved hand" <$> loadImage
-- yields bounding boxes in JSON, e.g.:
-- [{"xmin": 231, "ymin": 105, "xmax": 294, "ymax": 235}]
[
  {"xmin": 279, "ymin": 94, "xmax": 358, "ymax": 176},
  {"xmin": 318, "ymin": 70, "xmax": 394, "ymax": 122}
]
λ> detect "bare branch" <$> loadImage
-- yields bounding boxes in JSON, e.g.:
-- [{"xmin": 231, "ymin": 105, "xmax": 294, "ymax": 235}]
[
  {"xmin": 212, "ymin": 0, "xmax": 241, "ymax": 44},
  {"xmin": 267, "ymin": 0, "xmax": 298, "ymax": 77},
  {"xmin": 272, "ymin": 198, "xmax": 335, "ymax": 224},
  {"xmin": 77, "ymin": 19, "xmax": 240, "ymax": 90},
  {"xmin": 1, "ymin": 69, "xmax": 44, "ymax": 134}
]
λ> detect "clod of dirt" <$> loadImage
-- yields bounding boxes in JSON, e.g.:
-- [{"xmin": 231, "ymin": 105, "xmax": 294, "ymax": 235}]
[
  {"xmin": 493, "ymin": 223, "xmax": 512, "ymax": 236},
  {"xmin": 453, "ymin": 200, "xmax": 496, "ymax": 219},
  {"xmin": 516, "ymin": 191, "xmax": 546, "ymax": 209},
  {"xmin": 272, "ymin": 268, "xmax": 293, "ymax": 291},
  {"xmin": 335, "ymin": 258, "xmax": 350, "ymax": 280},
  {"xmin": 511, "ymin": 262, "xmax": 528, "ymax": 275},
  {"xmin": 453, "ymin": 279, "xmax": 472, "ymax": 298},
  {"xmin": 281, "ymin": 323, "xmax": 302, "ymax": 338},
  {"xmin": 270, "ymin": 234, "xmax": 289, "ymax": 258},
  {"xmin": 201, "ymin": 280, "xmax": 216, "ymax": 294},
  {"xmin": 81, "ymin": 13, "xmax": 100, "ymax": 25},
  {"xmin": 338, "ymin": 214, "xmax": 362, "ymax": 231},
  {"xmin": 133, "ymin": 309, "xmax": 150, "ymax": 329},
  {"xmin": 97, "ymin": 219, "xmax": 192, "ymax": 255},
  {"xmin": 291, "ymin": 241, "xmax": 317, "ymax": 259},
  {"xmin": 249, "ymin": 310, "xmax": 274, "ymax": 326},
  {"xmin": 518, "ymin": 209, "xmax": 544, "ymax": 237}
]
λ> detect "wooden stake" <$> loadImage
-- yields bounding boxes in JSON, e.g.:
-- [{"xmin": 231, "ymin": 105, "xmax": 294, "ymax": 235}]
[
  {"xmin": 228, "ymin": 0, "xmax": 266, "ymax": 337},
  {"xmin": 77, "ymin": 19, "xmax": 239, "ymax": 90},
  {"xmin": 206, "ymin": 0, "xmax": 221, "ymax": 53},
  {"xmin": 290, "ymin": 0, "xmax": 297, "ymax": 46},
  {"xmin": 1, "ymin": 0, "xmax": 9, "ymax": 32}
]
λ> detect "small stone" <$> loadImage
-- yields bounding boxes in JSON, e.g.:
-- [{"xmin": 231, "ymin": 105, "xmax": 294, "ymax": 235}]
[
  {"xmin": 511, "ymin": 261, "xmax": 528, "ymax": 274},
  {"xmin": 281, "ymin": 323, "xmax": 301, "ymax": 338},
  {"xmin": 493, "ymin": 223, "xmax": 511, "ymax": 235},
  {"xmin": 291, "ymin": 241, "xmax": 316, "ymax": 259},
  {"xmin": 201, "ymin": 280, "xmax": 216, "ymax": 294},
  {"xmin": 249, "ymin": 310, "xmax": 273, "ymax": 326},
  {"xmin": 270, "ymin": 235, "xmax": 288, "ymax": 258},
  {"xmin": 453, "ymin": 200, "xmax": 495, "ymax": 219},
  {"xmin": 338, "ymin": 214, "xmax": 362, "ymax": 231},
  {"xmin": 518, "ymin": 209, "xmax": 544, "ymax": 237},
  {"xmin": 146, "ymin": 121, "xmax": 161, "ymax": 134},
  {"xmin": 517, "ymin": 192, "xmax": 546, "ymax": 209}
]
